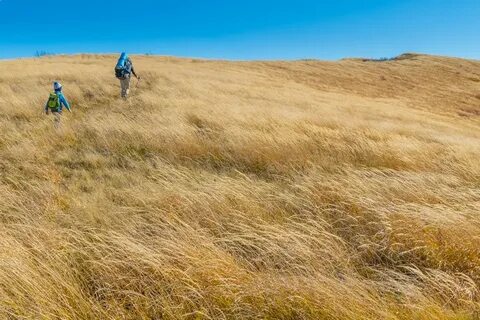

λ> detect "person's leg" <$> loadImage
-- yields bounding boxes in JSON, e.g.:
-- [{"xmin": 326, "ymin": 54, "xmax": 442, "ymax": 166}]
[
  {"xmin": 53, "ymin": 112, "xmax": 61, "ymax": 129},
  {"xmin": 124, "ymin": 76, "xmax": 131, "ymax": 97},
  {"xmin": 120, "ymin": 76, "xmax": 131, "ymax": 98},
  {"xmin": 120, "ymin": 79, "xmax": 127, "ymax": 98}
]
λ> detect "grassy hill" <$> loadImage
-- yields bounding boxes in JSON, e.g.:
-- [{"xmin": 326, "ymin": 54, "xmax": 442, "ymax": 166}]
[{"xmin": 0, "ymin": 54, "xmax": 479, "ymax": 319}]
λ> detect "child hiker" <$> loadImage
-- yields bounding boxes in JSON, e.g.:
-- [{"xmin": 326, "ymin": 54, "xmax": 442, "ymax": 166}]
[{"xmin": 45, "ymin": 82, "xmax": 71, "ymax": 128}]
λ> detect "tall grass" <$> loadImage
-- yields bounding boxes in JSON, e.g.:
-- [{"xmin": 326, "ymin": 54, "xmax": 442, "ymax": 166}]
[{"xmin": 0, "ymin": 54, "xmax": 479, "ymax": 319}]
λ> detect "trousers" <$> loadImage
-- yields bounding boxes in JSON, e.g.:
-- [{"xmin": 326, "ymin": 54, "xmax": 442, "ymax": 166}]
[{"xmin": 120, "ymin": 76, "xmax": 131, "ymax": 98}]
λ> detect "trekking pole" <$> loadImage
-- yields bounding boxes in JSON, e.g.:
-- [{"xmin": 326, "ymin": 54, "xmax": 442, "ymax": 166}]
[{"xmin": 136, "ymin": 77, "xmax": 141, "ymax": 89}]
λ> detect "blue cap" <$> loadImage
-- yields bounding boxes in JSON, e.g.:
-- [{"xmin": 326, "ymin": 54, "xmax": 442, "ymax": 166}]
[{"xmin": 53, "ymin": 82, "xmax": 62, "ymax": 91}]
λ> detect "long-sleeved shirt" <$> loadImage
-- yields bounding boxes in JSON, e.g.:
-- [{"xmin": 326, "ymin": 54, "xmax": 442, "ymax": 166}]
[
  {"xmin": 126, "ymin": 58, "xmax": 138, "ymax": 78},
  {"xmin": 45, "ymin": 91, "xmax": 71, "ymax": 113}
]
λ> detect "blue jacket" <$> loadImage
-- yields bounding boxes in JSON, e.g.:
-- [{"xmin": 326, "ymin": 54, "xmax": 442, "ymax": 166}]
[{"xmin": 45, "ymin": 91, "xmax": 71, "ymax": 113}]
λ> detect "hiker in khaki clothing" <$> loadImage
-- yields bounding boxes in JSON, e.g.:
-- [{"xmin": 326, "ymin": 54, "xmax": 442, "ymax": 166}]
[{"xmin": 115, "ymin": 52, "xmax": 140, "ymax": 99}]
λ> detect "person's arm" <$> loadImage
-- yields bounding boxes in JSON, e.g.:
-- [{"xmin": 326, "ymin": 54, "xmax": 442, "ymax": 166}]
[
  {"xmin": 60, "ymin": 94, "xmax": 71, "ymax": 112},
  {"xmin": 131, "ymin": 65, "xmax": 138, "ymax": 78}
]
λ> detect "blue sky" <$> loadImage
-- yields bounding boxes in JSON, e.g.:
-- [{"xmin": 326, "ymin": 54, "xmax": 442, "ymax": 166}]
[{"xmin": 0, "ymin": 0, "xmax": 479, "ymax": 60}]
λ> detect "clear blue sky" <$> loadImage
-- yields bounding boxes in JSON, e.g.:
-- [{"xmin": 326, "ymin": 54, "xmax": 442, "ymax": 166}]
[{"xmin": 1, "ymin": 0, "xmax": 479, "ymax": 60}]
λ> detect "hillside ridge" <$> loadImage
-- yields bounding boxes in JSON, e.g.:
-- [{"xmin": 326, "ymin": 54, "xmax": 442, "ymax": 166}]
[{"xmin": 0, "ymin": 54, "xmax": 479, "ymax": 319}]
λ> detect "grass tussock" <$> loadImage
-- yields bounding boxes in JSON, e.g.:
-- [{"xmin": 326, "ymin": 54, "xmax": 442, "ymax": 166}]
[{"xmin": 0, "ymin": 54, "xmax": 479, "ymax": 319}]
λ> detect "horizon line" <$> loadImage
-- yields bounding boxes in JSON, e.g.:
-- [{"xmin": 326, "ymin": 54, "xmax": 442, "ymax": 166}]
[{"xmin": 0, "ymin": 52, "xmax": 478, "ymax": 63}]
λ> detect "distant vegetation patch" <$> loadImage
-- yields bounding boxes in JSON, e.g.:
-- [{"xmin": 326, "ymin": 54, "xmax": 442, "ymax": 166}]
[
  {"xmin": 360, "ymin": 53, "xmax": 420, "ymax": 62},
  {"xmin": 35, "ymin": 50, "xmax": 55, "ymax": 58}
]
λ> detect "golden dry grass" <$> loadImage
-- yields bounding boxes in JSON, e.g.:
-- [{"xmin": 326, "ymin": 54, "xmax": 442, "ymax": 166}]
[{"xmin": 0, "ymin": 53, "xmax": 480, "ymax": 319}]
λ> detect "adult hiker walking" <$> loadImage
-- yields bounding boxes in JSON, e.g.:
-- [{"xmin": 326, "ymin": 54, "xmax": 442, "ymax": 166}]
[
  {"xmin": 115, "ymin": 52, "xmax": 140, "ymax": 99},
  {"xmin": 45, "ymin": 82, "xmax": 72, "ymax": 129}
]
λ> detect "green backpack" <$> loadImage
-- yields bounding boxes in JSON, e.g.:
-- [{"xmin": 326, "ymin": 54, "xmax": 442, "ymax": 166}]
[{"xmin": 47, "ymin": 92, "xmax": 61, "ymax": 110}]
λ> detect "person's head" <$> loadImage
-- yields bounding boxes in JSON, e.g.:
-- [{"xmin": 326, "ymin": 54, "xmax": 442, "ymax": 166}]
[{"xmin": 53, "ymin": 82, "xmax": 62, "ymax": 92}]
